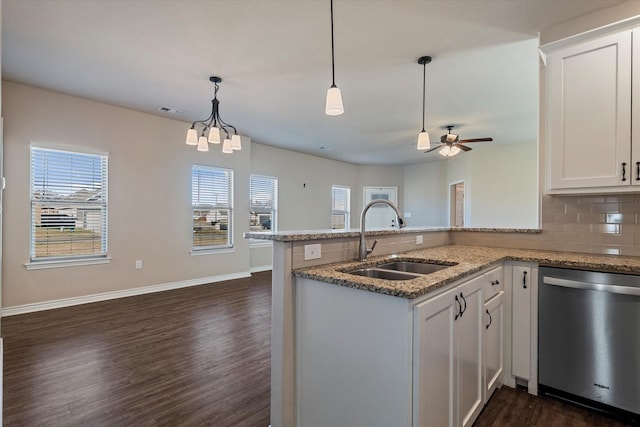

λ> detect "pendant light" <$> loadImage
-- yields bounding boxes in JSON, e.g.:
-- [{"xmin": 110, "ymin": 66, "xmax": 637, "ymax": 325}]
[
  {"xmin": 416, "ymin": 56, "xmax": 432, "ymax": 150},
  {"xmin": 325, "ymin": 0, "xmax": 344, "ymax": 115},
  {"xmin": 185, "ymin": 76, "xmax": 241, "ymax": 154}
]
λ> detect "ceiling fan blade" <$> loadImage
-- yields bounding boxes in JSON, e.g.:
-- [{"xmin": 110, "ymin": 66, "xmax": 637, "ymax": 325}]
[
  {"xmin": 458, "ymin": 137, "xmax": 493, "ymax": 143},
  {"xmin": 454, "ymin": 143, "xmax": 472, "ymax": 152},
  {"xmin": 424, "ymin": 144, "xmax": 443, "ymax": 153}
]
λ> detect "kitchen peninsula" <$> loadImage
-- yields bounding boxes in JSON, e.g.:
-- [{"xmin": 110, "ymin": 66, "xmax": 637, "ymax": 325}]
[{"xmin": 245, "ymin": 227, "xmax": 640, "ymax": 427}]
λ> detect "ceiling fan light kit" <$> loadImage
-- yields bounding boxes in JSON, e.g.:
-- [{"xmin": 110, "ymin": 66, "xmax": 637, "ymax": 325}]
[
  {"xmin": 186, "ymin": 76, "xmax": 240, "ymax": 154},
  {"xmin": 424, "ymin": 124, "xmax": 493, "ymax": 157},
  {"xmin": 416, "ymin": 55, "xmax": 432, "ymax": 150},
  {"xmin": 325, "ymin": 0, "xmax": 344, "ymax": 116}
]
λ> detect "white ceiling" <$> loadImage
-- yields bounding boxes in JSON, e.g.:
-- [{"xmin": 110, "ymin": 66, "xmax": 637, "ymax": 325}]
[{"xmin": 1, "ymin": 0, "xmax": 626, "ymax": 165}]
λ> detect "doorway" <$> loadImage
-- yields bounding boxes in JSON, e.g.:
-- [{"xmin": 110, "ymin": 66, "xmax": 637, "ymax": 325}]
[
  {"xmin": 450, "ymin": 182, "xmax": 465, "ymax": 227},
  {"xmin": 362, "ymin": 186, "xmax": 399, "ymax": 229}
]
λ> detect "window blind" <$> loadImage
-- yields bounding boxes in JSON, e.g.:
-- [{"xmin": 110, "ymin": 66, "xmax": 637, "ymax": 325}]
[
  {"xmin": 30, "ymin": 146, "xmax": 108, "ymax": 261},
  {"xmin": 192, "ymin": 165, "xmax": 233, "ymax": 250},
  {"xmin": 250, "ymin": 175, "xmax": 277, "ymax": 232}
]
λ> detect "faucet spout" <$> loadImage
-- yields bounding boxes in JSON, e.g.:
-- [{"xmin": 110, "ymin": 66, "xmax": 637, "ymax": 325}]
[{"xmin": 358, "ymin": 199, "xmax": 406, "ymax": 261}]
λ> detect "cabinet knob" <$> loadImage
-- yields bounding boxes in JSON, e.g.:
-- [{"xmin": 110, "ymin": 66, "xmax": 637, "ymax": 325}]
[{"xmin": 491, "ymin": 280, "xmax": 500, "ymax": 286}]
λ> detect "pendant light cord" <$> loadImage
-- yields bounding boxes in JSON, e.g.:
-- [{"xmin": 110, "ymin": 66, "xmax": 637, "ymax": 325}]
[
  {"xmin": 421, "ymin": 61, "xmax": 426, "ymax": 132},
  {"xmin": 330, "ymin": 0, "xmax": 336, "ymax": 87}
]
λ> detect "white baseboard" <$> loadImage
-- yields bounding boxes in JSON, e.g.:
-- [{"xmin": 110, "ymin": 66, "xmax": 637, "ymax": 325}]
[
  {"xmin": 250, "ymin": 265, "xmax": 273, "ymax": 273},
  {"xmin": 1, "ymin": 271, "xmax": 252, "ymax": 317}
]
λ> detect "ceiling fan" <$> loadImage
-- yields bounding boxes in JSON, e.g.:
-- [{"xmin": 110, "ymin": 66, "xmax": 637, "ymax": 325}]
[{"xmin": 425, "ymin": 125, "xmax": 493, "ymax": 157}]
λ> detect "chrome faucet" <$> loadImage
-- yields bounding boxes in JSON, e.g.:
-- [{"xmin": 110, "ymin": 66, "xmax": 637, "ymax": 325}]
[{"xmin": 358, "ymin": 199, "xmax": 406, "ymax": 261}]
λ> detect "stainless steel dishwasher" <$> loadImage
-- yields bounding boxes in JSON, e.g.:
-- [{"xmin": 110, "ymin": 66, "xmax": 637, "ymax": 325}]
[{"xmin": 538, "ymin": 266, "xmax": 640, "ymax": 419}]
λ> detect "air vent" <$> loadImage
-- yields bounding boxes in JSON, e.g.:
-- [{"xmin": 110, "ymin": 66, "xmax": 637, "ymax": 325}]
[{"xmin": 157, "ymin": 106, "xmax": 184, "ymax": 115}]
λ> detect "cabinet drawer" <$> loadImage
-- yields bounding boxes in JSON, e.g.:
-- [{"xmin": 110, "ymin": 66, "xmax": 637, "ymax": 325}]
[{"xmin": 483, "ymin": 267, "xmax": 504, "ymax": 302}]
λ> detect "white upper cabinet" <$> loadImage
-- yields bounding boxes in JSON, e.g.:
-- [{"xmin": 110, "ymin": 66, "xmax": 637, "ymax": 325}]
[{"xmin": 544, "ymin": 28, "xmax": 640, "ymax": 193}]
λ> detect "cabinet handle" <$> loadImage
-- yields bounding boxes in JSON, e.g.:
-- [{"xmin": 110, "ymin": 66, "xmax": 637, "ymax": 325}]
[
  {"xmin": 636, "ymin": 162, "xmax": 640, "ymax": 181},
  {"xmin": 622, "ymin": 163, "xmax": 627, "ymax": 182},
  {"xmin": 491, "ymin": 280, "xmax": 500, "ymax": 286},
  {"xmin": 459, "ymin": 292, "xmax": 467, "ymax": 317},
  {"xmin": 454, "ymin": 295, "xmax": 461, "ymax": 320},
  {"xmin": 523, "ymin": 271, "xmax": 528, "ymax": 289},
  {"xmin": 486, "ymin": 309, "xmax": 492, "ymax": 330}
]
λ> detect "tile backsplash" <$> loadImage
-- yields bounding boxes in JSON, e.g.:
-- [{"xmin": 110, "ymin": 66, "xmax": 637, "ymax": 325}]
[{"xmin": 541, "ymin": 194, "xmax": 640, "ymax": 256}]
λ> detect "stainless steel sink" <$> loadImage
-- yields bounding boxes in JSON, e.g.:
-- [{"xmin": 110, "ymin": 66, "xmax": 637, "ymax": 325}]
[
  {"xmin": 376, "ymin": 261, "xmax": 455, "ymax": 275},
  {"xmin": 348, "ymin": 268, "xmax": 421, "ymax": 281}
]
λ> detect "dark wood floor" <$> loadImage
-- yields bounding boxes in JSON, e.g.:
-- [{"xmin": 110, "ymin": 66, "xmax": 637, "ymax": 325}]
[
  {"xmin": 475, "ymin": 385, "xmax": 636, "ymax": 427},
  {"xmin": 2, "ymin": 271, "xmax": 272, "ymax": 427},
  {"xmin": 3, "ymin": 270, "xmax": 636, "ymax": 426}
]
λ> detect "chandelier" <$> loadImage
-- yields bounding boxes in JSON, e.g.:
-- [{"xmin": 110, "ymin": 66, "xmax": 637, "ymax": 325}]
[{"xmin": 185, "ymin": 76, "xmax": 241, "ymax": 153}]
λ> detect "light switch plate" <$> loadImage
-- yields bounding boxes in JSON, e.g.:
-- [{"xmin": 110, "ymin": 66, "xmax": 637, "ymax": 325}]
[
  {"xmin": 304, "ymin": 244, "xmax": 322, "ymax": 260},
  {"xmin": 416, "ymin": 235, "xmax": 424, "ymax": 245}
]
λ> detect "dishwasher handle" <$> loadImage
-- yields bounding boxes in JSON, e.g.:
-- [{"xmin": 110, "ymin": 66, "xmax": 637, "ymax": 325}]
[{"xmin": 543, "ymin": 276, "xmax": 640, "ymax": 296}]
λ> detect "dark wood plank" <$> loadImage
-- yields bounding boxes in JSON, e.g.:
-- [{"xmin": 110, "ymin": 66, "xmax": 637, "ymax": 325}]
[
  {"xmin": 475, "ymin": 386, "xmax": 636, "ymax": 427},
  {"xmin": 2, "ymin": 271, "xmax": 272, "ymax": 427}
]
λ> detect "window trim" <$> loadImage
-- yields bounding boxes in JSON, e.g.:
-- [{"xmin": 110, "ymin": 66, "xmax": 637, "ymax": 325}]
[
  {"xmin": 331, "ymin": 185, "xmax": 351, "ymax": 230},
  {"xmin": 29, "ymin": 144, "xmax": 109, "ymax": 264},
  {"xmin": 191, "ymin": 164, "xmax": 234, "ymax": 252},
  {"xmin": 249, "ymin": 174, "xmax": 278, "ymax": 244}
]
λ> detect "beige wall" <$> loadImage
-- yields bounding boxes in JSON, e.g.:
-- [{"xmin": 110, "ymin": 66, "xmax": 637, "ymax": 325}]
[
  {"xmin": 467, "ymin": 141, "xmax": 539, "ymax": 228},
  {"xmin": 250, "ymin": 142, "xmax": 359, "ymax": 231},
  {"xmin": 2, "ymin": 81, "xmax": 252, "ymax": 308},
  {"xmin": 403, "ymin": 161, "xmax": 448, "ymax": 226}
]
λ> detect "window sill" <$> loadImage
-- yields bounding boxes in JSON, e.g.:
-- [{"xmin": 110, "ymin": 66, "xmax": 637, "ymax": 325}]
[
  {"xmin": 25, "ymin": 257, "xmax": 112, "ymax": 270},
  {"xmin": 190, "ymin": 247, "xmax": 236, "ymax": 256}
]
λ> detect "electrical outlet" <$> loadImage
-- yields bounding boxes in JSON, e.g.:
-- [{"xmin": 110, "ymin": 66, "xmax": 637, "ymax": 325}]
[
  {"xmin": 304, "ymin": 244, "xmax": 322, "ymax": 260},
  {"xmin": 135, "ymin": 260, "xmax": 142, "ymax": 269},
  {"xmin": 416, "ymin": 235, "xmax": 424, "ymax": 245}
]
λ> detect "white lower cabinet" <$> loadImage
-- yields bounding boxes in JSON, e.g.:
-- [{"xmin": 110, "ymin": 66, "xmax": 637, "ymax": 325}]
[
  {"xmin": 296, "ymin": 264, "xmax": 510, "ymax": 427},
  {"xmin": 413, "ymin": 273, "xmax": 484, "ymax": 427},
  {"xmin": 483, "ymin": 291, "xmax": 504, "ymax": 403}
]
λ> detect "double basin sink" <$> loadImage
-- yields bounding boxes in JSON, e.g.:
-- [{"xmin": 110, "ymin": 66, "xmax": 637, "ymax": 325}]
[{"xmin": 346, "ymin": 260, "xmax": 457, "ymax": 281}]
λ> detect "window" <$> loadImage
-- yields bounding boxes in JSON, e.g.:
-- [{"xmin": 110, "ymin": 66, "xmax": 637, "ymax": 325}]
[
  {"xmin": 250, "ymin": 175, "xmax": 277, "ymax": 232},
  {"xmin": 192, "ymin": 165, "xmax": 233, "ymax": 251},
  {"xmin": 30, "ymin": 146, "xmax": 108, "ymax": 262},
  {"xmin": 331, "ymin": 185, "xmax": 350, "ymax": 229}
]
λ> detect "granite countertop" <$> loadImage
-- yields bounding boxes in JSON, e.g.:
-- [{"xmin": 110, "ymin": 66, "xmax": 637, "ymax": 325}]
[
  {"xmin": 244, "ymin": 226, "xmax": 541, "ymax": 242},
  {"xmin": 293, "ymin": 245, "xmax": 640, "ymax": 299}
]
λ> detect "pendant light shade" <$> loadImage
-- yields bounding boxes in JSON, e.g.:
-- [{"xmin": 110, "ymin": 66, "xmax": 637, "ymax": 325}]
[
  {"xmin": 416, "ymin": 55, "xmax": 432, "ymax": 150},
  {"xmin": 197, "ymin": 136, "xmax": 209, "ymax": 152},
  {"xmin": 186, "ymin": 128, "xmax": 198, "ymax": 146},
  {"xmin": 417, "ymin": 131, "xmax": 431, "ymax": 150},
  {"xmin": 208, "ymin": 126, "xmax": 221, "ymax": 144},
  {"xmin": 222, "ymin": 138, "xmax": 233, "ymax": 154},
  {"xmin": 231, "ymin": 134, "xmax": 242, "ymax": 150},
  {"xmin": 186, "ymin": 76, "xmax": 241, "ymax": 153},
  {"xmin": 325, "ymin": 0, "xmax": 344, "ymax": 116},
  {"xmin": 326, "ymin": 85, "xmax": 344, "ymax": 116}
]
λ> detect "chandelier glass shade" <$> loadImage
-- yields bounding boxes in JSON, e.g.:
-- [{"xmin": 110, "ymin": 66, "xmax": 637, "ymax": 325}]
[{"xmin": 186, "ymin": 76, "xmax": 240, "ymax": 154}]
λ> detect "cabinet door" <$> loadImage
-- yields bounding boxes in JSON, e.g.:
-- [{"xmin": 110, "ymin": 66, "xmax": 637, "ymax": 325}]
[
  {"xmin": 547, "ymin": 30, "xmax": 632, "ymax": 191},
  {"xmin": 457, "ymin": 277, "xmax": 484, "ymax": 427},
  {"xmin": 414, "ymin": 287, "xmax": 458, "ymax": 427},
  {"xmin": 483, "ymin": 292, "xmax": 504, "ymax": 403},
  {"xmin": 512, "ymin": 266, "xmax": 531, "ymax": 380},
  {"xmin": 632, "ymin": 29, "xmax": 640, "ymax": 186}
]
